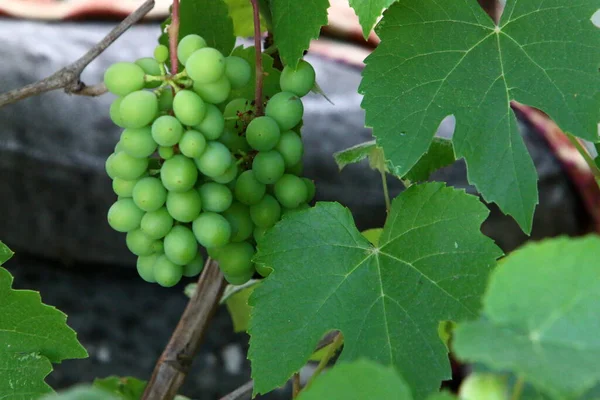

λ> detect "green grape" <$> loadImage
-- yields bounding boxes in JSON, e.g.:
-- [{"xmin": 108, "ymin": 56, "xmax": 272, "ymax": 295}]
[
  {"xmin": 224, "ymin": 269, "xmax": 255, "ymax": 285},
  {"xmin": 120, "ymin": 127, "xmax": 157, "ymax": 158},
  {"xmin": 160, "ymin": 155, "xmax": 198, "ymax": 192},
  {"xmin": 140, "ymin": 207, "xmax": 173, "ymax": 239},
  {"xmin": 218, "ymin": 127, "xmax": 250, "ymax": 153},
  {"xmin": 159, "ymin": 146, "xmax": 174, "ymax": 159},
  {"xmin": 153, "ymin": 255, "xmax": 184, "ymax": 287},
  {"xmin": 459, "ymin": 373, "xmax": 508, "ymax": 400},
  {"xmin": 152, "ymin": 115, "xmax": 184, "ymax": 146},
  {"xmin": 173, "ymin": 90, "xmax": 206, "ymax": 126},
  {"xmin": 212, "ymin": 163, "xmax": 238, "ymax": 184},
  {"xmin": 133, "ymin": 177, "xmax": 167, "ymax": 212},
  {"xmin": 110, "ymin": 97, "xmax": 126, "ymax": 128},
  {"xmin": 108, "ymin": 198, "xmax": 144, "ymax": 232},
  {"xmin": 265, "ymin": 92, "xmax": 304, "ymax": 131},
  {"xmin": 198, "ymin": 182, "xmax": 233, "ymax": 212},
  {"xmin": 194, "ymin": 104, "xmax": 224, "ymax": 140},
  {"xmin": 223, "ymin": 98, "xmax": 254, "ymax": 133},
  {"xmin": 280, "ymin": 60, "xmax": 316, "ymax": 97},
  {"xmin": 137, "ymin": 254, "xmax": 159, "ymax": 283},
  {"xmin": 193, "ymin": 75, "xmax": 231, "ymax": 104},
  {"xmin": 234, "ymin": 170, "xmax": 266, "ymax": 205},
  {"xmin": 282, "ymin": 202, "xmax": 310, "ymax": 216},
  {"xmin": 179, "ymin": 130, "xmax": 207, "ymax": 158},
  {"xmin": 104, "ymin": 62, "xmax": 145, "ymax": 96},
  {"xmin": 105, "ymin": 153, "xmax": 118, "ymax": 179},
  {"xmin": 110, "ymin": 151, "xmax": 149, "ymax": 180},
  {"xmin": 126, "ymin": 228, "xmax": 156, "ymax": 256},
  {"xmin": 177, "ymin": 34, "xmax": 207, "ymax": 65},
  {"xmin": 114, "ymin": 140, "xmax": 125, "ymax": 153},
  {"xmin": 253, "ymin": 226, "xmax": 268, "ymax": 243},
  {"xmin": 119, "ymin": 90, "xmax": 159, "ymax": 129},
  {"xmin": 286, "ymin": 160, "xmax": 304, "ymax": 175},
  {"xmin": 154, "ymin": 44, "xmax": 169, "ymax": 63},
  {"xmin": 225, "ymin": 56, "xmax": 251, "ymax": 89},
  {"xmin": 223, "ymin": 202, "xmax": 254, "ymax": 242},
  {"xmin": 249, "ymin": 194, "xmax": 281, "ymax": 228},
  {"xmin": 158, "ymin": 88, "xmax": 174, "ymax": 111},
  {"xmin": 164, "ymin": 225, "xmax": 198, "ymax": 265},
  {"xmin": 185, "ymin": 47, "xmax": 225, "ymax": 84},
  {"xmin": 217, "ymin": 242, "xmax": 255, "ymax": 277},
  {"xmin": 252, "ymin": 151, "xmax": 285, "ymax": 184},
  {"xmin": 112, "ymin": 177, "xmax": 138, "ymax": 197},
  {"xmin": 183, "ymin": 253, "xmax": 205, "ymax": 277},
  {"xmin": 303, "ymin": 178, "xmax": 316, "ymax": 202},
  {"xmin": 192, "ymin": 212, "xmax": 231, "ymax": 248},
  {"xmin": 255, "ymin": 263, "xmax": 272, "ymax": 278},
  {"xmin": 195, "ymin": 141, "xmax": 233, "ymax": 178},
  {"xmin": 274, "ymin": 174, "xmax": 307, "ymax": 208},
  {"xmin": 245, "ymin": 116, "xmax": 281, "ymax": 151},
  {"xmin": 276, "ymin": 131, "xmax": 303, "ymax": 167},
  {"xmin": 166, "ymin": 189, "xmax": 202, "ymax": 223},
  {"xmin": 135, "ymin": 57, "xmax": 162, "ymax": 89}
]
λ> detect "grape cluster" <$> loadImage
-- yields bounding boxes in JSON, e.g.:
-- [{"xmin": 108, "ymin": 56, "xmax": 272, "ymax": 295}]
[{"xmin": 104, "ymin": 35, "xmax": 316, "ymax": 287}]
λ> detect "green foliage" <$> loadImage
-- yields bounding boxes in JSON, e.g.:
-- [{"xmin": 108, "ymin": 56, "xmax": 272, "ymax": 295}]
[
  {"xmin": 267, "ymin": 0, "xmax": 329, "ymax": 67},
  {"xmin": 348, "ymin": 0, "xmax": 397, "ymax": 38},
  {"xmin": 221, "ymin": 280, "xmax": 261, "ymax": 332},
  {"xmin": 361, "ymin": 0, "xmax": 600, "ymax": 233},
  {"xmin": 249, "ymin": 183, "xmax": 501, "ymax": 397},
  {"xmin": 230, "ymin": 46, "xmax": 282, "ymax": 101},
  {"xmin": 297, "ymin": 359, "xmax": 413, "ymax": 400},
  {"xmin": 0, "ymin": 241, "xmax": 13, "ymax": 265},
  {"xmin": 224, "ymin": 0, "xmax": 266, "ymax": 37},
  {"xmin": 454, "ymin": 236, "xmax": 600, "ymax": 399},
  {"xmin": 40, "ymin": 385, "xmax": 118, "ymax": 400},
  {"xmin": 93, "ymin": 376, "xmax": 147, "ymax": 399}
]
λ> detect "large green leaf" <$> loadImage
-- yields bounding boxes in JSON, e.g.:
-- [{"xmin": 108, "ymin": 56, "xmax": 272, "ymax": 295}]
[
  {"xmin": 93, "ymin": 376, "xmax": 147, "ymax": 400},
  {"xmin": 230, "ymin": 45, "xmax": 282, "ymax": 102},
  {"xmin": 349, "ymin": 0, "xmax": 397, "ymax": 38},
  {"xmin": 360, "ymin": 0, "xmax": 600, "ymax": 233},
  {"xmin": 0, "ymin": 264, "xmax": 88, "ymax": 398},
  {"xmin": 249, "ymin": 183, "xmax": 502, "ymax": 398},
  {"xmin": 454, "ymin": 236, "xmax": 600, "ymax": 399},
  {"xmin": 269, "ymin": 0, "xmax": 329, "ymax": 67},
  {"xmin": 297, "ymin": 359, "xmax": 413, "ymax": 400}
]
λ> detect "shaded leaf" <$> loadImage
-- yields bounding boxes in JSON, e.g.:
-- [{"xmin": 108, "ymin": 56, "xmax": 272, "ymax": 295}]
[
  {"xmin": 40, "ymin": 385, "xmax": 118, "ymax": 400},
  {"xmin": 93, "ymin": 376, "xmax": 147, "ymax": 400},
  {"xmin": 223, "ymin": 281, "xmax": 260, "ymax": 332},
  {"xmin": 224, "ymin": 0, "xmax": 266, "ymax": 37},
  {"xmin": 403, "ymin": 138, "xmax": 455, "ymax": 183}
]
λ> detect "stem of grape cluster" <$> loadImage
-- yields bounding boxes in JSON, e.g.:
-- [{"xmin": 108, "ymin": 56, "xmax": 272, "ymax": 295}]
[
  {"xmin": 292, "ymin": 373, "xmax": 301, "ymax": 398},
  {"xmin": 250, "ymin": 0, "xmax": 265, "ymax": 116},
  {"xmin": 510, "ymin": 376, "xmax": 525, "ymax": 400},
  {"xmin": 169, "ymin": 0, "xmax": 181, "ymax": 75},
  {"xmin": 303, "ymin": 333, "xmax": 344, "ymax": 392},
  {"xmin": 380, "ymin": 169, "xmax": 391, "ymax": 213}
]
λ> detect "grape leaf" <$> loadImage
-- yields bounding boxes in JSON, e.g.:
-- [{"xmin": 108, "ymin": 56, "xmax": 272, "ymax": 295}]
[
  {"xmin": 269, "ymin": 0, "xmax": 329, "ymax": 67},
  {"xmin": 333, "ymin": 140, "xmax": 379, "ymax": 170},
  {"xmin": 223, "ymin": 281, "xmax": 260, "ymax": 332},
  {"xmin": 348, "ymin": 0, "xmax": 396, "ymax": 39},
  {"xmin": 0, "ymin": 240, "xmax": 13, "ymax": 265},
  {"xmin": 224, "ymin": 0, "xmax": 266, "ymax": 37},
  {"xmin": 40, "ymin": 386, "xmax": 119, "ymax": 400},
  {"xmin": 0, "ymin": 266, "xmax": 88, "ymax": 398},
  {"xmin": 360, "ymin": 0, "xmax": 600, "ymax": 234},
  {"xmin": 230, "ymin": 45, "xmax": 282, "ymax": 101},
  {"xmin": 93, "ymin": 376, "xmax": 147, "ymax": 400},
  {"xmin": 427, "ymin": 393, "xmax": 456, "ymax": 400},
  {"xmin": 454, "ymin": 236, "xmax": 600, "ymax": 399},
  {"xmin": 249, "ymin": 182, "xmax": 502, "ymax": 398},
  {"xmin": 362, "ymin": 228, "xmax": 383, "ymax": 246},
  {"xmin": 296, "ymin": 359, "xmax": 413, "ymax": 400}
]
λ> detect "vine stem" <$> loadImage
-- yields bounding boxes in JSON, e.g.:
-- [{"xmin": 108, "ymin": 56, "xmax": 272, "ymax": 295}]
[
  {"xmin": 380, "ymin": 169, "xmax": 391, "ymax": 213},
  {"xmin": 510, "ymin": 376, "xmax": 525, "ymax": 400},
  {"xmin": 303, "ymin": 333, "xmax": 344, "ymax": 392},
  {"xmin": 168, "ymin": 0, "xmax": 181, "ymax": 75},
  {"xmin": 566, "ymin": 133, "xmax": 600, "ymax": 179},
  {"xmin": 292, "ymin": 373, "xmax": 301, "ymax": 398},
  {"xmin": 250, "ymin": 0, "xmax": 265, "ymax": 116},
  {"xmin": 0, "ymin": 0, "xmax": 155, "ymax": 107}
]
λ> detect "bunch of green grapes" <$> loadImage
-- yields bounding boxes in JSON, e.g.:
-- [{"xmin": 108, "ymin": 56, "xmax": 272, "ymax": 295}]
[{"xmin": 104, "ymin": 34, "xmax": 316, "ymax": 288}]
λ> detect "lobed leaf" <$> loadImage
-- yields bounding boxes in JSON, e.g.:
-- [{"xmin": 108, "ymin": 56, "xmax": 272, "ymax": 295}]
[{"xmin": 348, "ymin": 0, "xmax": 397, "ymax": 39}]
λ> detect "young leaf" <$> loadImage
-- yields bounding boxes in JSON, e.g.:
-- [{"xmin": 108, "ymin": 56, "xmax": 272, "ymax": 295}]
[
  {"xmin": 348, "ymin": 0, "xmax": 397, "ymax": 39},
  {"xmin": 296, "ymin": 359, "xmax": 413, "ymax": 400},
  {"xmin": 0, "ymin": 241, "xmax": 13, "ymax": 265},
  {"xmin": 93, "ymin": 376, "xmax": 147, "ymax": 400},
  {"xmin": 269, "ymin": 0, "xmax": 329, "ymax": 67},
  {"xmin": 361, "ymin": 1, "xmax": 600, "ymax": 233},
  {"xmin": 223, "ymin": 0, "xmax": 266, "ymax": 37},
  {"xmin": 249, "ymin": 183, "xmax": 502, "ymax": 398},
  {"xmin": 333, "ymin": 140, "xmax": 378, "ymax": 170},
  {"xmin": 223, "ymin": 281, "xmax": 261, "ymax": 332},
  {"xmin": 230, "ymin": 45, "xmax": 282, "ymax": 101},
  {"xmin": 454, "ymin": 236, "xmax": 600, "ymax": 399}
]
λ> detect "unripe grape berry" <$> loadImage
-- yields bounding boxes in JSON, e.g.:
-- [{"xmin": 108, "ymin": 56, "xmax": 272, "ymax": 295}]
[
  {"xmin": 177, "ymin": 34, "xmax": 207, "ymax": 65},
  {"xmin": 109, "ymin": 97, "xmax": 126, "ymax": 128},
  {"xmin": 185, "ymin": 47, "xmax": 225, "ymax": 84},
  {"xmin": 173, "ymin": 90, "xmax": 206, "ymax": 126},
  {"xmin": 152, "ymin": 115, "xmax": 183, "ymax": 146},
  {"xmin": 126, "ymin": 229, "xmax": 157, "ymax": 256},
  {"xmin": 183, "ymin": 253, "xmax": 205, "ymax": 277},
  {"xmin": 135, "ymin": 57, "xmax": 162, "ymax": 89},
  {"xmin": 193, "ymin": 75, "xmax": 231, "ymax": 105},
  {"xmin": 104, "ymin": 62, "xmax": 145, "ymax": 96},
  {"xmin": 112, "ymin": 177, "xmax": 138, "ymax": 197},
  {"xmin": 224, "ymin": 269, "xmax": 255, "ymax": 285},
  {"xmin": 137, "ymin": 253, "xmax": 159, "ymax": 283},
  {"xmin": 265, "ymin": 92, "xmax": 304, "ymax": 131},
  {"xmin": 280, "ymin": 60, "xmax": 316, "ymax": 97},
  {"xmin": 217, "ymin": 241, "xmax": 255, "ymax": 277},
  {"xmin": 195, "ymin": 141, "xmax": 233, "ymax": 178},
  {"xmin": 274, "ymin": 174, "xmax": 308, "ymax": 209},
  {"xmin": 110, "ymin": 151, "xmax": 149, "ymax": 180},
  {"xmin": 133, "ymin": 177, "xmax": 167, "ymax": 212},
  {"xmin": 235, "ymin": 170, "xmax": 266, "ymax": 205},
  {"xmin": 159, "ymin": 146, "xmax": 175, "ymax": 160},
  {"xmin": 140, "ymin": 207, "xmax": 174, "ymax": 239},
  {"xmin": 212, "ymin": 163, "xmax": 238, "ymax": 184},
  {"xmin": 192, "ymin": 212, "xmax": 232, "ymax": 248},
  {"xmin": 154, "ymin": 44, "xmax": 169, "ymax": 63},
  {"xmin": 250, "ymin": 194, "xmax": 281, "ymax": 228},
  {"xmin": 254, "ymin": 226, "xmax": 267, "ymax": 243},
  {"xmin": 194, "ymin": 104, "xmax": 225, "ymax": 140},
  {"xmin": 223, "ymin": 202, "xmax": 254, "ymax": 242},
  {"xmin": 160, "ymin": 155, "xmax": 198, "ymax": 192},
  {"xmin": 276, "ymin": 131, "xmax": 303, "ymax": 167},
  {"xmin": 225, "ymin": 56, "xmax": 252, "ymax": 89},
  {"xmin": 252, "ymin": 150, "xmax": 285, "ymax": 184},
  {"xmin": 246, "ymin": 116, "xmax": 281, "ymax": 151},
  {"xmin": 218, "ymin": 128, "xmax": 251, "ymax": 153},
  {"xmin": 282, "ymin": 202, "xmax": 310, "ymax": 217},
  {"xmin": 166, "ymin": 189, "xmax": 202, "ymax": 223},
  {"xmin": 286, "ymin": 160, "xmax": 304, "ymax": 176},
  {"xmin": 164, "ymin": 225, "xmax": 198, "ymax": 265},
  {"xmin": 120, "ymin": 126, "xmax": 157, "ymax": 158},
  {"xmin": 198, "ymin": 182, "xmax": 233, "ymax": 212},
  {"xmin": 153, "ymin": 255, "xmax": 184, "ymax": 287},
  {"xmin": 105, "ymin": 153, "xmax": 118, "ymax": 179},
  {"xmin": 179, "ymin": 130, "xmax": 207, "ymax": 158},
  {"xmin": 108, "ymin": 198, "xmax": 144, "ymax": 232},
  {"xmin": 459, "ymin": 373, "xmax": 508, "ymax": 400},
  {"xmin": 119, "ymin": 90, "xmax": 159, "ymax": 129},
  {"xmin": 303, "ymin": 178, "xmax": 316, "ymax": 203}
]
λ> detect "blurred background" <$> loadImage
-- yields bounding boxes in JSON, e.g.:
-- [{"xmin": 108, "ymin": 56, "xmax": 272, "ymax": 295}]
[{"xmin": 0, "ymin": 0, "xmax": 597, "ymax": 398}]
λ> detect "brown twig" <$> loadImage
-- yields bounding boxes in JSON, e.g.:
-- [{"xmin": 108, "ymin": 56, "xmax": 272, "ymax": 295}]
[
  {"xmin": 219, "ymin": 380, "xmax": 254, "ymax": 400},
  {"xmin": 292, "ymin": 373, "xmax": 301, "ymax": 398},
  {"xmin": 250, "ymin": 0, "xmax": 264, "ymax": 116},
  {"xmin": 142, "ymin": 258, "xmax": 226, "ymax": 400},
  {"xmin": 0, "ymin": 0, "xmax": 155, "ymax": 108},
  {"xmin": 168, "ymin": 0, "xmax": 180, "ymax": 74}
]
